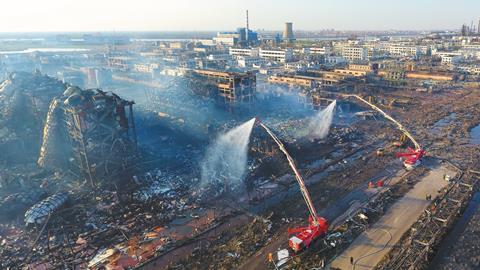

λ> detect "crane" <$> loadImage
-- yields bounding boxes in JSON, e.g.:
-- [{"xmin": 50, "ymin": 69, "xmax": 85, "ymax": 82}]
[
  {"xmin": 341, "ymin": 94, "xmax": 425, "ymax": 170},
  {"xmin": 256, "ymin": 118, "xmax": 328, "ymax": 252}
]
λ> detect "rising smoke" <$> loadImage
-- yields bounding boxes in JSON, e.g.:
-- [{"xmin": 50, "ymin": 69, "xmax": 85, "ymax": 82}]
[{"xmin": 200, "ymin": 118, "xmax": 256, "ymax": 189}]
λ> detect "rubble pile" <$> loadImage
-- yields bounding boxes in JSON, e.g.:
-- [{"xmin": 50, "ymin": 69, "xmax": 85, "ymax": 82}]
[
  {"xmin": 328, "ymin": 126, "xmax": 361, "ymax": 144},
  {"xmin": 168, "ymin": 215, "xmax": 275, "ymax": 270},
  {"xmin": 0, "ymin": 67, "xmax": 477, "ymax": 270},
  {"xmin": 0, "ymin": 174, "xmax": 207, "ymax": 269},
  {"xmin": 0, "ymin": 71, "xmax": 165, "ymax": 269}
]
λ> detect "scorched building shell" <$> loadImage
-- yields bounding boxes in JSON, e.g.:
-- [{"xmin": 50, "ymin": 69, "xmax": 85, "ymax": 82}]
[
  {"xmin": 185, "ymin": 69, "xmax": 256, "ymax": 104},
  {"xmin": 38, "ymin": 86, "xmax": 138, "ymax": 187}
]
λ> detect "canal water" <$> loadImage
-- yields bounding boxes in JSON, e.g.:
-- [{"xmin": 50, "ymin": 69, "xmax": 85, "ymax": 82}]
[
  {"xmin": 470, "ymin": 123, "xmax": 480, "ymax": 145},
  {"xmin": 430, "ymin": 113, "xmax": 456, "ymax": 135},
  {"xmin": 427, "ymin": 192, "xmax": 480, "ymax": 269}
]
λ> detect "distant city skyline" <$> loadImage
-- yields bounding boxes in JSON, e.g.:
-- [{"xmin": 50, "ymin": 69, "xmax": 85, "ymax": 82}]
[{"xmin": 0, "ymin": 0, "xmax": 479, "ymax": 32}]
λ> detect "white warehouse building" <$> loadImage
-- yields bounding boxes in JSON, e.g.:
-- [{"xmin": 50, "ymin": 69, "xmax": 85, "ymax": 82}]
[
  {"xmin": 229, "ymin": 47, "xmax": 260, "ymax": 57},
  {"xmin": 341, "ymin": 46, "xmax": 368, "ymax": 61},
  {"xmin": 259, "ymin": 48, "xmax": 294, "ymax": 63},
  {"xmin": 388, "ymin": 45, "xmax": 420, "ymax": 58}
]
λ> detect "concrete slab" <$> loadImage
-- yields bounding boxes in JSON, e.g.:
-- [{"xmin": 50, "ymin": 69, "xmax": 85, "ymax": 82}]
[{"xmin": 330, "ymin": 163, "xmax": 455, "ymax": 270}]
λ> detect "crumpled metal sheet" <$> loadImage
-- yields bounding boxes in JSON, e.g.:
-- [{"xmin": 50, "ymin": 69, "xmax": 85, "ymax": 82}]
[
  {"xmin": 133, "ymin": 182, "xmax": 171, "ymax": 202},
  {"xmin": 24, "ymin": 192, "xmax": 68, "ymax": 225}
]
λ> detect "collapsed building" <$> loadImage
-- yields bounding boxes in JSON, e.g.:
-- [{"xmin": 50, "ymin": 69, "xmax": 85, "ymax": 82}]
[
  {"xmin": 0, "ymin": 71, "xmax": 67, "ymax": 164},
  {"xmin": 38, "ymin": 86, "xmax": 137, "ymax": 187}
]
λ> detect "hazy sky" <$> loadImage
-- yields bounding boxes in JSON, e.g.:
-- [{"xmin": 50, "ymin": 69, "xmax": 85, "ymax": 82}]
[{"xmin": 1, "ymin": 0, "xmax": 479, "ymax": 32}]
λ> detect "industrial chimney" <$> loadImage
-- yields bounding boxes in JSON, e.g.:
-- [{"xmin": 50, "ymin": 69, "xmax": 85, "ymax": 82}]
[
  {"xmin": 283, "ymin": 22, "xmax": 294, "ymax": 42},
  {"xmin": 478, "ymin": 18, "xmax": 480, "ymax": 35}
]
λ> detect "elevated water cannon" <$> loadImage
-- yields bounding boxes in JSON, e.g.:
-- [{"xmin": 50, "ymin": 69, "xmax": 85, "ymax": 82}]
[
  {"xmin": 339, "ymin": 94, "xmax": 425, "ymax": 169},
  {"xmin": 254, "ymin": 117, "xmax": 328, "ymax": 252}
]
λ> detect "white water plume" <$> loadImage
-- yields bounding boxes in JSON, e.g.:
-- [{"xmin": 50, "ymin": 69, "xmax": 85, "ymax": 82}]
[
  {"xmin": 302, "ymin": 100, "xmax": 337, "ymax": 140},
  {"xmin": 200, "ymin": 118, "xmax": 256, "ymax": 188}
]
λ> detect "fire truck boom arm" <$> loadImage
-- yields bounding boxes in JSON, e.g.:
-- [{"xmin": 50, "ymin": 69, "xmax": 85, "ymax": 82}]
[
  {"xmin": 342, "ymin": 94, "xmax": 420, "ymax": 150},
  {"xmin": 259, "ymin": 122, "xmax": 320, "ymax": 225}
]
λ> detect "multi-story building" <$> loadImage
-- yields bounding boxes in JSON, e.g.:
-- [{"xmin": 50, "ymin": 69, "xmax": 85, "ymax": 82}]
[
  {"xmin": 213, "ymin": 34, "xmax": 237, "ymax": 46},
  {"xmin": 186, "ymin": 69, "xmax": 256, "ymax": 103},
  {"xmin": 259, "ymin": 48, "xmax": 294, "ymax": 63},
  {"xmin": 348, "ymin": 63, "xmax": 375, "ymax": 72},
  {"xmin": 193, "ymin": 45, "xmax": 217, "ymax": 53},
  {"xmin": 308, "ymin": 47, "xmax": 331, "ymax": 55},
  {"xmin": 441, "ymin": 55, "xmax": 463, "ymax": 65},
  {"xmin": 237, "ymin": 56, "xmax": 265, "ymax": 68},
  {"xmin": 457, "ymin": 65, "xmax": 480, "ymax": 75},
  {"xmin": 388, "ymin": 45, "xmax": 420, "ymax": 58},
  {"xmin": 341, "ymin": 46, "xmax": 368, "ymax": 61},
  {"xmin": 378, "ymin": 70, "xmax": 406, "ymax": 80},
  {"xmin": 107, "ymin": 57, "xmax": 132, "ymax": 71},
  {"xmin": 324, "ymin": 56, "xmax": 347, "ymax": 65},
  {"xmin": 229, "ymin": 47, "xmax": 260, "ymax": 57},
  {"xmin": 268, "ymin": 74, "xmax": 316, "ymax": 88},
  {"xmin": 333, "ymin": 68, "xmax": 368, "ymax": 77},
  {"xmin": 133, "ymin": 63, "xmax": 159, "ymax": 73}
]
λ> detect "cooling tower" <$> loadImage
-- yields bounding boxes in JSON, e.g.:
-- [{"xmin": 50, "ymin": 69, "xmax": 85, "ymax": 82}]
[{"xmin": 283, "ymin": 22, "xmax": 294, "ymax": 41}]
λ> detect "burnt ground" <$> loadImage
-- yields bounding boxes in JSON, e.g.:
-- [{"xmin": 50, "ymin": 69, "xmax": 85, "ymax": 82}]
[
  {"xmin": 160, "ymin": 86, "xmax": 480, "ymax": 270},
  {"xmin": 1, "ymin": 75, "xmax": 480, "ymax": 270}
]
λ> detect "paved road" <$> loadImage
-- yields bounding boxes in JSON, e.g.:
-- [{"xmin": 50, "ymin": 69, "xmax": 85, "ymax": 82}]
[{"xmin": 330, "ymin": 162, "xmax": 455, "ymax": 270}]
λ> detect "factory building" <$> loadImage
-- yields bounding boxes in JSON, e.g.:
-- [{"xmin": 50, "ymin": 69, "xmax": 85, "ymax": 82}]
[{"xmin": 213, "ymin": 12, "xmax": 259, "ymax": 47}]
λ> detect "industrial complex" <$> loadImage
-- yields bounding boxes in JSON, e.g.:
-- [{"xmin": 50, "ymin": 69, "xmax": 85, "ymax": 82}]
[{"xmin": 0, "ymin": 8, "xmax": 480, "ymax": 270}]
